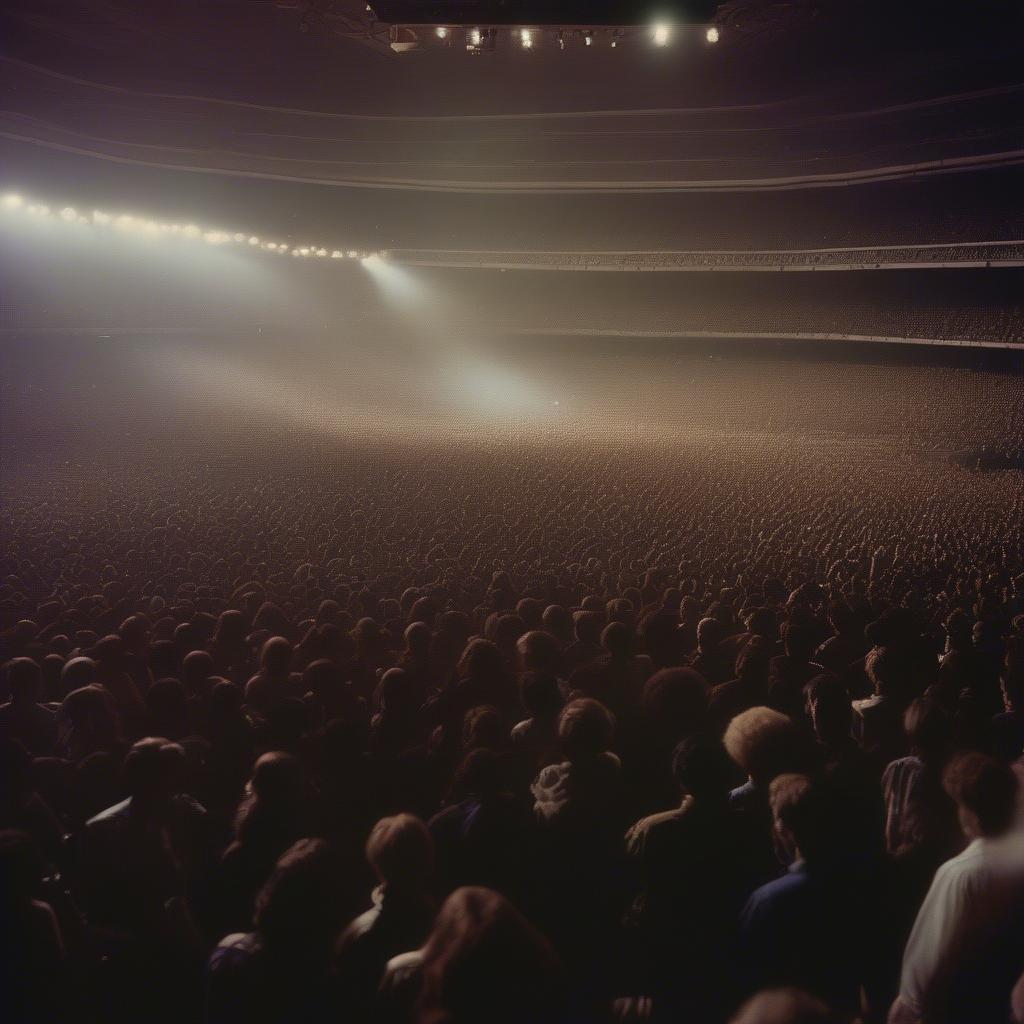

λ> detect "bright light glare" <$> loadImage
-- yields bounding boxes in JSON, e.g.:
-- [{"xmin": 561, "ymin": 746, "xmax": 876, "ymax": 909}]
[
  {"xmin": 436, "ymin": 26, "xmax": 448, "ymax": 38},
  {"xmin": 706, "ymin": 26, "xmax": 720, "ymax": 43},
  {"xmin": 520, "ymin": 28, "xmax": 532, "ymax": 48},
  {"xmin": 653, "ymin": 23, "xmax": 670, "ymax": 46},
  {"xmin": 469, "ymin": 27, "xmax": 481, "ymax": 46},
  {"xmin": 1, "ymin": 190, "xmax": 375, "ymax": 264}
]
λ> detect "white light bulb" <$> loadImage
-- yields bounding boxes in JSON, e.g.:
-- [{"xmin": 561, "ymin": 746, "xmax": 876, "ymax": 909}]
[{"xmin": 706, "ymin": 26, "xmax": 720, "ymax": 43}]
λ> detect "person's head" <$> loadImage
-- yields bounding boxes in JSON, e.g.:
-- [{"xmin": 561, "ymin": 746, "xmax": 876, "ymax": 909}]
[
  {"xmin": 903, "ymin": 697, "xmax": 951, "ymax": 764},
  {"xmin": 770, "ymin": 774, "xmax": 836, "ymax": 862},
  {"xmin": 671, "ymin": 735, "xmax": 735, "ymax": 801},
  {"xmin": 730, "ymin": 987, "xmax": 838, "ymax": 1024},
  {"xmin": 259, "ymin": 636, "xmax": 292, "ymax": 675},
  {"xmin": 865, "ymin": 645, "xmax": 906, "ymax": 698},
  {"xmin": 459, "ymin": 638, "xmax": 504, "ymax": 682},
  {"xmin": 642, "ymin": 668, "xmax": 708, "ymax": 739},
  {"xmin": 3, "ymin": 657, "xmax": 41, "ymax": 703},
  {"xmin": 60, "ymin": 656, "xmax": 97, "ymax": 694},
  {"xmin": 123, "ymin": 736, "xmax": 185, "ymax": 807},
  {"xmin": 519, "ymin": 672, "xmax": 563, "ymax": 720},
  {"xmin": 453, "ymin": 747, "xmax": 504, "ymax": 800},
  {"xmin": 724, "ymin": 707, "xmax": 804, "ymax": 787},
  {"xmin": 145, "ymin": 678, "xmax": 189, "ymax": 740},
  {"xmin": 558, "ymin": 698, "xmax": 615, "ymax": 761},
  {"xmin": 943, "ymin": 752, "xmax": 1018, "ymax": 840},
  {"xmin": 745, "ymin": 607, "xmax": 778, "ymax": 641},
  {"xmin": 541, "ymin": 604, "xmax": 572, "ymax": 644},
  {"xmin": 418, "ymin": 886, "xmax": 561, "ymax": 1024},
  {"xmin": 1003, "ymin": 667, "xmax": 1024, "ymax": 714},
  {"xmin": 181, "ymin": 649, "xmax": 215, "ymax": 694},
  {"xmin": 462, "ymin": 705, "xmax": 504, "ymax": 753},
  {"xmin": 365, "ymin": 813, "xmax": 433, "ymax": 893},
  {"xmin": 804, "ymin": 674, "xmax": 850, "ymax": 746},
  {"xmin": 517, "ymin": 630, "xmax": 561, "ymax": 676},
  {"xmin": 735, "ymin": 635, "xmax": 772, "ymax": 683},
  {"xmin": 696, "ymin": 616, "xmax": 724, "ymax": 653},
  {"xmin": 378, "ymin": 667, "xmax": 418, "ymax": 714},
  {"xmin": 254, "ymin": 838, "xmax": 344, "ymax": 953},
  {"xmin": 248, "ymin": 750, "xmax": 304, "ymax": 805},
  {"xmin": 601, "ymin": 620, "xmax": 632, "ymax": 658},
  {"xmin": 404, "ymin": 621, "xmax": 431, "ymax": 658},
  {"xmin": 573, "ymin": 610, "xmax": 604, "ymax": 645},
  {"xmin": 782, "ymin": 622, "xmax": 816, "ymax": 663}
]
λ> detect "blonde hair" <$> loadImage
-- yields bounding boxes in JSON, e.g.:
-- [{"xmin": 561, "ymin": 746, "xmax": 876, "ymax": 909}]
[{"xmin": 723, "ymin": 707, "xmax": 800, "ymax": 783}]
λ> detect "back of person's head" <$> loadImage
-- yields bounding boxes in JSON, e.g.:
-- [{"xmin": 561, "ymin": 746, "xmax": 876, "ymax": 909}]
[
  {"xmin": 404, "ymin": 621, "xmax": 431, "ymax": 656},
  {"xmin": 573, "ymin": 610, "xmax": 603, "ymax": 645},
  {"xmin": 696, "ymin": 616, "xmax": 724, "ymax": 651},
  {"xmin": 366, "ymin": 813, "xmax": 433, "ymax": 891},
  {"xmin": 519, "ymin": 672, "xmax": 563, "ymax": 719},
  {"xmin": 746, "ymin": 607, "xmax": 777, "ymax": 640},
  {"xmin": 462, "ymin": 705, "xmax": 504, "ymax": 753},
  {"xmin": 517, "ymin": 630, "xmax": 561, "ymax": 676},
  {"xmin": 770, "ymin": 774, "xmax": 836, "ymax": 861},
  {"xmin": 454, "ymin": 747, "xmax": 504, "ymax": 800},
  {"xmin": 943, "ymin": 751, "xmax": 1018, "ymax": 838},
  {"xmin": 730, "ymin": 987, "xmax": 838, "ymax": 1024},
  {"xmin": 783, "ymin": 622, "xmax": 816, "ymax": 662},
  {"xmin": 724, "ymin": 707, "xmax": 803, "ymax": 785},
  {"xmin": 61, "ymin": 656, "xmax": 97, "ymax": 694},
  {"xmin": 671, "ymin": 735, "xmax": 735, "ymax": 800},
  {"xmin": 3, "ymin": 657, "xmax": 41, "ymax": 702},
  {"xmin": 904, "ymin": 696, "xmax": 951, "ymax": 764},
  {"xmin": 541, "ymin": 604, "xmax": 571, "ymax": 643},
  {"xmin": 804, "ymin": 674, "xmax": 850, "ymax": 745},
  {"xmin": 249, "ymin": 750, "xmax": 303, "ymax": 805},
  {"xmin": 260, "ymin": 636, "xmax": 293, "ymax": 675},
  {"xmin": 601, "ymin": 620, "xmax": 632, "ymax": 658},
  {"xmin": 865, "ymin": 645, "xmax": 906, "ymax": 698},
  {"xmin": 642, "ymin": 668, "xmax": 707, "ymax": 736},
  {"xmin": 254, "ymin": 838, "xmax": 343, "ymax": 952},
  {"xmin": 736, "ymin": 635, "xmax": 772, "ymax": 681},
  {"xmin": 558, "ymin": 698, "xmax": 615, "ymax": 761},
  {"xmin": 123, "ymin": 736, "xmax": 185, "ymax": 804},
  {"xmin": 460, "ymin": 638, "xmax": 504, "ymax": 682},
  {"xmin": 146, "ymin": 678, "xmax": 189, "ymax": 738},
  {"xmin": 181, "ymin": 649, "xmax": 214, "ymax": 689},
  {"xmin": 419, "ymin": 886, "xmax": 561, "ymax": 1024}
]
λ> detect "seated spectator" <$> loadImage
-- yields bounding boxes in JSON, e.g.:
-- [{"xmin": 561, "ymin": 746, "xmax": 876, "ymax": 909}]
[
  {"xmin": 333, "ymin": 814, "xmax": 435, "ymax": 1022},
  {"xmin": 510, "ymin": 672, "xmax": 564, "ymax": 779},
  {"xmin": 992, "ymin": 666, "xmax": 1024, "ymax": 762},
  {"xmin": 244, "ymin": 637, "xmax": 299, "ymax": 717},
  {"xmin": 768, "ymin": 623, "xmax": 825, "ymax": 720}
]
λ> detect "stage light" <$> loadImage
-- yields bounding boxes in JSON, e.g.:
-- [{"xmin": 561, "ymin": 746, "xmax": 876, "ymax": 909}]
[
  {"xmin": 182, "ymin": 224, "xmax": 201, "ymax": 238},
  {"xmin": 248, "ymin": 236, "xmax": 259, "ymax": 245},
  {"xmin": 331, "ymin": 250, "xmax": 343, "ymax": 258},
  {"xmin": 60, "ymin": 207, "xmax": 78, "ymax": 221},
  {"xmin": 653, "ymin": 23, "xmax": 670, "ymax": 46},
  {"xmin": 233, "ymin": 232, "xmax": 245, "ymax": 242},
  {"xmin": 583, "ymin": 31, "xmax": 593, "ymax": 46},
  {"xmin": 520, "ymin": 29, "xmax": 533, "ymax": 49},
  {"xmin": 2, "ymin": 193, "xmax": 24, "ymax": 209},
  {"xmin": 347, "ymin": 250, "xmax": 358, "ymax": 258},
  {"xmin": 436, "ymin": 26, "xmax": 448, "ymax": 39},
  {"xmin": 706, "ymin": 26, "xmax": 720, "ymax": 43},
  {"xmin": 468, "ymin": 27, "xmax": 481, "ymax": 46}
]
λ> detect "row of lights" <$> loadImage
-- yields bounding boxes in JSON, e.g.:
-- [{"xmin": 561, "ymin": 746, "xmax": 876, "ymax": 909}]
[
  {"xmin": 0, "ymin": 193, "xmax": 380, "ymax": 262},
  {"xmin": 446, "ymin": 23, "xmax": 719, "ymax": 50}
]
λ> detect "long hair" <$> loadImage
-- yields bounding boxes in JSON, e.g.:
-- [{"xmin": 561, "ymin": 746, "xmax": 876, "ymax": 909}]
[{"xmin": 416, "ymin": 887, "xmax": 562, "ymax": 1024}]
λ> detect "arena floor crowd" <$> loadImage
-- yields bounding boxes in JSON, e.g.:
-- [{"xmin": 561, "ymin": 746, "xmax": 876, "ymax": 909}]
[{"xmin": 2, "ymin": 341, "xmax": 1024, "ymax": 1024}]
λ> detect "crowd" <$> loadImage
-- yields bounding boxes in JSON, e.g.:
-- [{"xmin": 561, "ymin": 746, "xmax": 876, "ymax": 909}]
[{"xmin": 2, "ymin": 412, "xmax": 1024, "ymax": 1024}]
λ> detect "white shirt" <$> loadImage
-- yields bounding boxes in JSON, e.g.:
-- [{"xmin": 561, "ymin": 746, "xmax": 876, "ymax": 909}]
[{"xmin": 898, "ymin": 835, "xmax": 1024, "ymax": 1023}]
